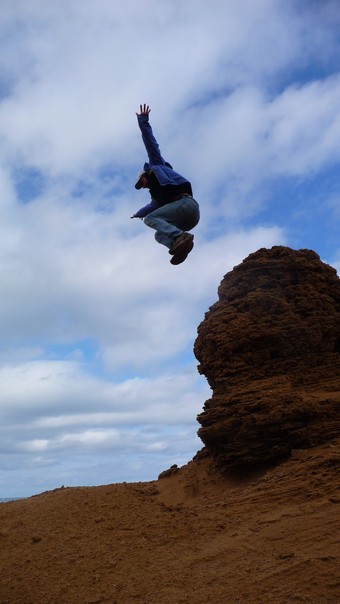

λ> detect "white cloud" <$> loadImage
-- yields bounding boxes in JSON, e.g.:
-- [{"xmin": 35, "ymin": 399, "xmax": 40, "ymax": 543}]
[
  {"xmin": 0, "ymin": 358, "xmax": 208, "ymax": 424},
  {"xmin": 0, "ymin": 355, "xmax": 208, "ymax": 495},
  {"xmin": 266, "ymin": 76, "xmax": 340, "ymax": 175}
]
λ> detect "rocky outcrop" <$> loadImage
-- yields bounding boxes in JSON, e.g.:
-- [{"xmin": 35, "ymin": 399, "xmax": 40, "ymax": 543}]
[{"xmin": 194, "ymin": 246, "xmax": 340, "ymax": 468}]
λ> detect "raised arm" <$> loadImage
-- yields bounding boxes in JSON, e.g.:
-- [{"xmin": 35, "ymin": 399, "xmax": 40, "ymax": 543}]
[{"xmin": 136, "ymin": 104, "xmax": 166, "ymax": 166}]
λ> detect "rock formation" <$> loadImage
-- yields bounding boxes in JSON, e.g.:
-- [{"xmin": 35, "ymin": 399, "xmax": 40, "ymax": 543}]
[{"xmin": 194, "ymin": 246, "xmax": 340, "ymax": 468}]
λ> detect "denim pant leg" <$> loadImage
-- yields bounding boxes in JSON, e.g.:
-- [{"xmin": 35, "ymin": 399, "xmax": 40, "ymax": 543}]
[{"xmin": 144, "ymin": 198, "xmax": 200, "ymax": 249}]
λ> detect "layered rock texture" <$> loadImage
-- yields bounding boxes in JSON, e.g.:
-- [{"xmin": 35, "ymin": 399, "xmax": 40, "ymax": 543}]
[{"xmin": 194, "ymin": 246, "xmax": 340, "ymax": 468}]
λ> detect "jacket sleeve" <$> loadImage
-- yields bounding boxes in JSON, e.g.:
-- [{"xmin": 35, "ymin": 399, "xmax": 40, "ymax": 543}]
[
  {"xmin": 137, "ymin": 114, "xmax": 166, "ymax": 166},
  {"xmin": 134, "ymin": 201, "xmax": 157, "ymax": 218}
]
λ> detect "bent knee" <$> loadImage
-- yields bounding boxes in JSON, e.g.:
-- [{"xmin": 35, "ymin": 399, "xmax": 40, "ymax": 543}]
[{"xmin": 144, "ymin": 214, "xmax": 153, "ymax": 226}]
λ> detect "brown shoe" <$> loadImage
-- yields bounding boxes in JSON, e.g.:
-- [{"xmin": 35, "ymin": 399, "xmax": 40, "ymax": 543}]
[
  {"xmin": 169, "ymin": 232, "xmax": 194, "ymax": 254},
  {"xmin": 169, "ymin": 233, "xmax": 194, "ymax": 265}
]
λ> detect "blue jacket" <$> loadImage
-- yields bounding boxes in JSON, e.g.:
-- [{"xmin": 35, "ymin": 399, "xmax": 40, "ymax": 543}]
[{"xmin": 134, "ymin": 114, "xmax": 191, "ymax": 218}]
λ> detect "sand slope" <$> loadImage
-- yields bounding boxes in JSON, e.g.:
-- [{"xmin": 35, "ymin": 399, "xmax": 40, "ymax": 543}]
[{"xmin": 0, "ymin": 439, "xmax": 338, "ymax": 604}]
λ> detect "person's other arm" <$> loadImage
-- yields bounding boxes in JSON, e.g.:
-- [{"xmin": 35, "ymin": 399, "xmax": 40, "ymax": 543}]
[{"xmin": 131, "ymin": 200, "xmax": 157, "ymax": 218}]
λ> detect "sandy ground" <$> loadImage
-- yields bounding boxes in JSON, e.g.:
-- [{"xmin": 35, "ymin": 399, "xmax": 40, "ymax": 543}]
[{"xmin": 0, "ymin": 439, "xmax": 339, "ymax": 604}]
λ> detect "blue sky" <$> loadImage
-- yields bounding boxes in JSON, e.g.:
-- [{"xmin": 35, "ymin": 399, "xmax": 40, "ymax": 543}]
[{"xmin": 0, "ymin": 0, "xmax": 339, "ymax": 498}]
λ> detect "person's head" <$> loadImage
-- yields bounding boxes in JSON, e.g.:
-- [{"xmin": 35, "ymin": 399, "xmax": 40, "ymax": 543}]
[{"xmin": 135, "ymin": 170, "xmax": 149, "ymax": 189}]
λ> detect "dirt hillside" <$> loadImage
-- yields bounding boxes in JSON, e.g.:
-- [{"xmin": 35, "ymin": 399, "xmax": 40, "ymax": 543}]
[{"xmin": 0, "ymin": 442, "xmax": 339, "ymax": 604}]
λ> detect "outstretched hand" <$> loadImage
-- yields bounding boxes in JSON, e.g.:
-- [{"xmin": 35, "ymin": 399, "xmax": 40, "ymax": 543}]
[{"xmin": 137, "ymin": 104, "xmax": 151, "ymax": 116}]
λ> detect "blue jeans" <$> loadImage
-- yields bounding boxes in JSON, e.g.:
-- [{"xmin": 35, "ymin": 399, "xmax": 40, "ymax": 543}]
[{"xmin": 143, "ymin": 197, "xmax": 200, "ymax": 249}]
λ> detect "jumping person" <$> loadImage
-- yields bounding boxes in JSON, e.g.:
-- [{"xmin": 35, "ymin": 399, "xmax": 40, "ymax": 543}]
[{"xmin": 131, "ymin": 104, "xmax": 200, "ymax": 265}]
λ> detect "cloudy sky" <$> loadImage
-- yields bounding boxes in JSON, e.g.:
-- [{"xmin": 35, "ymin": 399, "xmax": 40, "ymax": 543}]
[{"xmin": 0, "ymin": 0, "xmax": 339, "ymax": 498}]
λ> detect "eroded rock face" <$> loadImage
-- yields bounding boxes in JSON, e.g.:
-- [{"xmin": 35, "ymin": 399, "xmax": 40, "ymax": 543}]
[{"xmin": 194, "ymin": 246, "xmax": 340, "ymax": 468}]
